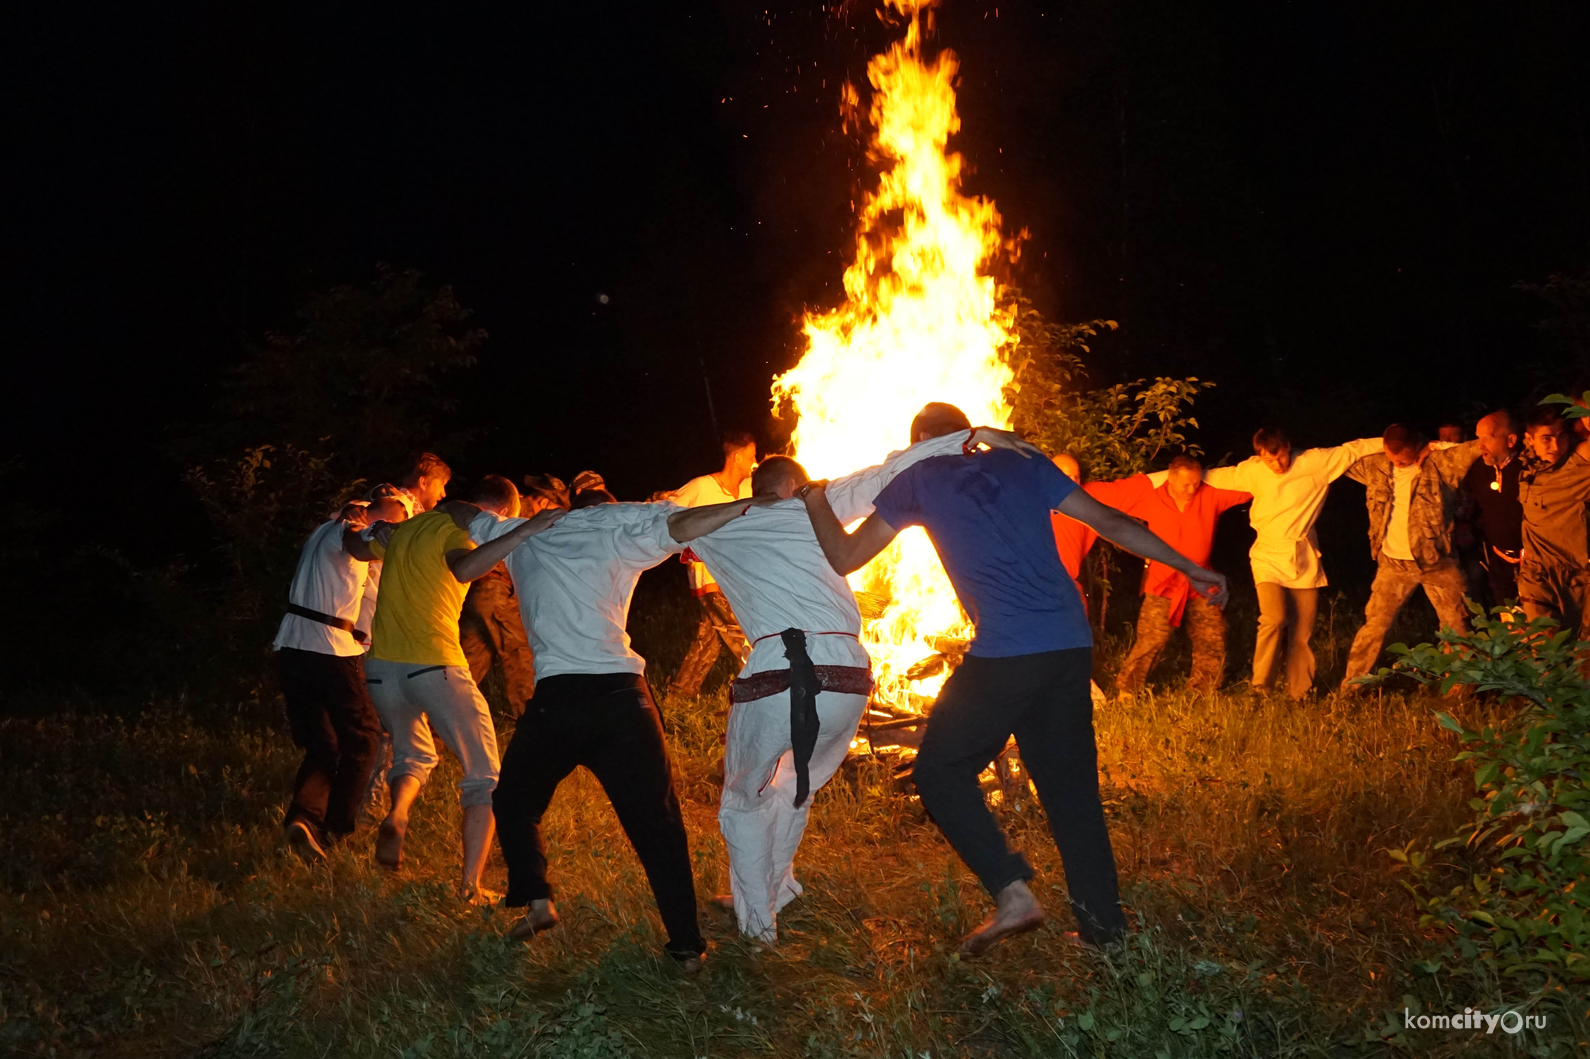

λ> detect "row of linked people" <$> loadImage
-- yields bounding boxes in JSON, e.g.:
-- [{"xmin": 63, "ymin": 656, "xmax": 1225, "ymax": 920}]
[
  {"xmin": 271, "ymin": 404, "xmax": 1230, "ymax": 967},
  {"xmin": 1050, "ymin": 405, "xmax": 1581, "ymax": 700}
]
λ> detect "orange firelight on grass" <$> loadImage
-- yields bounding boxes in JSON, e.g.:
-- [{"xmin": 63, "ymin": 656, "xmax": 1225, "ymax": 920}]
[{"xmin": 772, "ymin": 0, "xmax": 1021, "ymax": 712}]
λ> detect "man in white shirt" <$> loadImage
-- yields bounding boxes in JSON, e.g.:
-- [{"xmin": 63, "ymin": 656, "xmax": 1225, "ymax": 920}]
[
  {"xmin": 684, "ymin": 425, "xmax": 1024, "ymax": 944},
  {"xmin": 1198, "ymin": 427, "xmax": 1384, "ymax": 698},
  {"xmin": 666, "ymin": 430, "xmax": 757, "ymax": 699},
  {"xmin": 273, "ymin": 493, "xmax": 410, "ymax": 862},
  {"xmin": 1340, "ymin": 424, "xmax": 1481, "ymax": 690},
  {"xmin": 458, "ymin": 487, "xmax": 773, "ymax": 972}
]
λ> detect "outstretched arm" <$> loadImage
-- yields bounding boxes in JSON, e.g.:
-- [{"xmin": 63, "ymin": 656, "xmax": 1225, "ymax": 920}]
[
  {"xmin": 667, "ymin": 495, "xmax": 777, "ymax": 543},
  {"xmin": 1056, "ymin": 489, "xmax": 1230, "ymax": 607},
  {"xmin": 447, "ymin": 508, "xmax": 566, "ymax": 582},
  {"xmin": 802, "ymin": 484, "xmax": 900, "ymax": 575}
]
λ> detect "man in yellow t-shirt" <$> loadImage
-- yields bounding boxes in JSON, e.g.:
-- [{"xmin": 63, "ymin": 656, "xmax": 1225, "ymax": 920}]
[{"xmin": 349, "ymin": 474, "xmax": 562, "ymax": 901}]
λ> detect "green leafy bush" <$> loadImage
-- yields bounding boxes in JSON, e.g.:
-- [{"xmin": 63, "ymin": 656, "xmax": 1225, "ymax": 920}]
[{"xmin": 1372, "ymin": 606, "xmax": 1590, "ymax": 981}]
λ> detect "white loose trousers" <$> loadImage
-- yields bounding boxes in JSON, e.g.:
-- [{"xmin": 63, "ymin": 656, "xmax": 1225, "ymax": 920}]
[{"xmin": 720, "ymin": 686, "xmax": 868, "ymax": 942}]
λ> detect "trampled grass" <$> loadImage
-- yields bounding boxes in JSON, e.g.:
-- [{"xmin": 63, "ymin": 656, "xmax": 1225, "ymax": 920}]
[{"xmin": 3, "ymin": 600, "xmax": 1587, "ymax": 1056}]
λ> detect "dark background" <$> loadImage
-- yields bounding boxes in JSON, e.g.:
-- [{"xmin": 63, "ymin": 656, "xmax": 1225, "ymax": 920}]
[{"xmin": 7, "ymin": 1, "xmax": 1588, "ymax": 654}]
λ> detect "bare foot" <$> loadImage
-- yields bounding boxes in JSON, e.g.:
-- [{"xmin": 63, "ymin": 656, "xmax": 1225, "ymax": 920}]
[
  {"xmin": 710, "ymin": 894, "xmax": 735, "ymax": 912},
  {"xmin": 462, "ymin": 885, "xmax": 501, "ymax": 907},
  {"xmin": 508, "ymin": 898, "xmax": 559, "ymax": 940},
  {"xmin": 958, "ymin": 880, "xmax": 1045, "ymax": 958},
  {"xmin": 375, "ymin": 816, "xmax": 405, "ymax": 871},
  {"xmin": 669, "ymin": 949, "xmax": 708, "ymax": 974}
]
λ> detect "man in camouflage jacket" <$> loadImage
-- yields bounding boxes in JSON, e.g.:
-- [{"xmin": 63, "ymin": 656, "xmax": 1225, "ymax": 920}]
[{"xmin": 1339, "ymin": 423, "xmax": 1482, "ymax": 690}]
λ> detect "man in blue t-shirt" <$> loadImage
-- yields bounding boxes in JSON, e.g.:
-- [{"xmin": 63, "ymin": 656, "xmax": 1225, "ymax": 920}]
[{"xmin": 801, "ymin": 402, "xmax": 1228, "ymax": 957}]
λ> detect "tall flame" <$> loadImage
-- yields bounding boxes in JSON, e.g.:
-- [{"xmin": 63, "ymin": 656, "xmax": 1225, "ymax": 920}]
[{"xmin": 772, "ymin": 0, "xmax": 1018, "ymax": 711}]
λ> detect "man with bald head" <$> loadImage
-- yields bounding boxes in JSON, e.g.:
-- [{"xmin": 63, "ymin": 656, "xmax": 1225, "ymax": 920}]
[
  {"xmin": 273, "ymin": 491, "xmax": 411, "ymax": 863},
  {"xmin": 1461, "ymin": 411, "xmax": 1524, "ymax": 606},
  {"xmin": 684, "ymin": 422, "xmax": 1036, "ymax": 945}
]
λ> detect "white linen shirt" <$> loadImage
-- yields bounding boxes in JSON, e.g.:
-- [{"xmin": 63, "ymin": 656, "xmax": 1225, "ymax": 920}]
[
  {"xmin": 685, "ymin": 430, "xmax": 971, "ymax": 678},
  {"xmin": 1199, "ymin": 437, "xmax": 1383, "ymax": 588},
  {"xmin": 672, "ymin": 473, "xmax": 752, "ymax": 594},
  {"xmin": 272, "ymin": 518, "xmax": 373, "ymax": 657},
  {"xmin": 470, "ymin": 502, "xmax": 684, "ymax": 680}
]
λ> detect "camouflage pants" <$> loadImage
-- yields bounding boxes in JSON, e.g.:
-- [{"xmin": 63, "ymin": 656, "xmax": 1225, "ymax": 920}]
[
  {"xmin": 1518, "ymin": 560, "xmax": 1590, "ymax": 643},
  {"xmin": 460, "ymin": 571, "xmax": 537, "ymax": 717},
  {"xmin": 1115, "ymin": 594, "xmax": 1226, "ymax": 695},
  {"xmin": 668, "ymin": 591, "xmax": 749, "ymax": 699},
  {"xmin": 1341, "ymin": 556, "xmax": 1469, "ymax": 689}
]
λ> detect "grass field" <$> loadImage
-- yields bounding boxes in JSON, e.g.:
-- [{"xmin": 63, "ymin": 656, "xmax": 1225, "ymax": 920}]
[{"xmin": 2, "ymin": 584, "xmax": 1585, "ymax": 1057}]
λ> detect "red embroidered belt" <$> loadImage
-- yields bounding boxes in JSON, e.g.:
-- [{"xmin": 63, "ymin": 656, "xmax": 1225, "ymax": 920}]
[{"xmin": 730, "ymin": 665, "xmax": 873, "ymax": 704}]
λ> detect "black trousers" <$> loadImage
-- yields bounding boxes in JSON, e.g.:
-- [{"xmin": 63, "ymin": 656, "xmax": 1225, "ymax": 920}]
[
  {"xmin": 277, "ymin": 647, "xmax": 383, "ymax": 839},
  {"xmin": 493, "ymin": 672, "xmax": 703, "ymax": 956},
  {"xmin": 913, "ymin": 647, "xmax": 1127, "ymax": 946}
]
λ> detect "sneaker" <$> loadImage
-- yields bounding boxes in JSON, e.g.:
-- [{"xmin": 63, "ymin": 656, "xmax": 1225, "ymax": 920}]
[{"xmin": 286, "ymin": 820, "xmax": 327, "ymax": 864}]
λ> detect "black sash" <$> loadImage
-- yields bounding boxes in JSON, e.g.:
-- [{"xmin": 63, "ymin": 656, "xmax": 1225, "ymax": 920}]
[
  {"xmin": 780, "ymin": 628, "xmax": 822, "ymax": 808},
  {"xmin": 285, "ymin": 602, "xmax": 369, "ymax": 645}
]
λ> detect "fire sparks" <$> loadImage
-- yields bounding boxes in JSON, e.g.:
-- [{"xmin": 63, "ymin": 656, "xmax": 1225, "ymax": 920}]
[{"xmin": 772, "ymin": 0, "xmax": 1019, "ymax": 711}]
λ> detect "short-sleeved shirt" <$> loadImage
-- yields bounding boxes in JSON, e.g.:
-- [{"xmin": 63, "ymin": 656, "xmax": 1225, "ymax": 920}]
[
  {"xmin": 471, "ymin": 502, "xmax": 684, "ymax": 680},
  {"xmin": 873, "ymin": 448, "xmax": 1092, "ymax": 658},
  {"xmin": 1519, "ymin": 450, "xmax": 1590, "ymax": 568},
  {"xmin": 672, "ymin": 474, "xmax": 751, "ymax": 595},
  {"xmin": 273, "ymin": 518, "xmax": 373, "ymax": 657},
  {"xmin": 367, "ymin": 510, "xmax": 475, "ymax": 667}
]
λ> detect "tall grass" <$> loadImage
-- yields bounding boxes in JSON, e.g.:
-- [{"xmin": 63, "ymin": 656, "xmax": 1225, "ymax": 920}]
[{"xmin": 2, "ymin": 593, "xmax": 1585, "ymax": 1056}]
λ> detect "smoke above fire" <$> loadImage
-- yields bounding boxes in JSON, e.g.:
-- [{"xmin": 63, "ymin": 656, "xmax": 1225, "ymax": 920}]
[{"xmin": 772, "ymin": 0, "xmax": 1019, "ymax": 711}]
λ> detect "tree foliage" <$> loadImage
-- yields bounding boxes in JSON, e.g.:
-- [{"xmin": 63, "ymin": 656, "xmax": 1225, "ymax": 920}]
[
  {"xmin": 999, "ymin": 292, "xmax": 1213, "ymax": 479},
  {"xmin": 1372, "ymin": 606, "xmax": 1590, "ymax": 983},
  {"xmin": 177, "ymin": 266, "xmax": 484, "ymax": 623}
]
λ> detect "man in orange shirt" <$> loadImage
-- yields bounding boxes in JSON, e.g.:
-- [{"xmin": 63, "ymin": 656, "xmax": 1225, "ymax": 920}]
[
  {"xmin": 1049, "ymin": 453, "xmax": 1098, "ymax": 611},
  {"xmin": 1086, "ymin": 456, "xmax": 1251, "ymax": 695}
]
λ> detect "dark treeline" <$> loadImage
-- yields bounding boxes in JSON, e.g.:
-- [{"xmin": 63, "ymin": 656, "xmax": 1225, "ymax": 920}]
[{"xmin": 4, "ymin": 1, "xmax": 1587, "ymax": 710}]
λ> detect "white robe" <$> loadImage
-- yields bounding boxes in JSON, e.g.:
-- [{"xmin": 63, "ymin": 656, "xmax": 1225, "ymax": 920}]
[{"xmin": 685, "ymin": 429, "xmax": 971, "ymax": 940}]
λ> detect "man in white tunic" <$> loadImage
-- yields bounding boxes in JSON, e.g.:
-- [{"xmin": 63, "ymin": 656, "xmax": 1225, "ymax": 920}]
[
  {"xmin": 454, "ymin": 486, "xmax": 772, "ymax": 972},
  {"xmin": 1197, "ymin": 427, "xmax": 1383, "ymax": 698},
  {"xmin": 685, "ymin": 426, "xmax": 1035, "ymax": 944}
]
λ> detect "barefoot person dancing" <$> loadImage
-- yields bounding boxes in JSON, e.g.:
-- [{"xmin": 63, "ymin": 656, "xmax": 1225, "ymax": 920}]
[
  {"xmin": 683, "ymin": 422, "xmax": 1039, "ymax": 945},
  {"xmin": 801, "ymin": 403, "xmax": 1229, "ymax": 956}
]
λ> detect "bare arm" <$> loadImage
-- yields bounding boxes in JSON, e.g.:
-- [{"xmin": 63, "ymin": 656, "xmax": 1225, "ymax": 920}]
[
  {"xmin": 342, "ymin": 524, "xmax": 380, "ymax": 562},
  {"xmin": 1056, "ymin": 489, "xmax": 1231, "ymax": 607},
  {"xmin": 666, "ymin": 495, "xmax": 776, "ymax": 543},
  {"xmin": 802, "ymin": 484, "xmax": 900, "ymax": 575},
  {"xmin": 447, "ymin": 508, "xmax": 567, "ymax": 583}
]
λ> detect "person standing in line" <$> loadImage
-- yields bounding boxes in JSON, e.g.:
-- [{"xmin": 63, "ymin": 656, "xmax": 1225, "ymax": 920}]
[
  {"xmin": 1196, "ymin": 428, "xmax": 1384, "ymax": 699},
  {"xmin": 1462, "ymin": 411, "xmax": 1525, "ymax": 607},
  {"xmin": 1086, "ymin": 456, "xmax": 1251, "ymax": 696},
  {"xmin": 1517, "ymin": 405, "xmax": 1590, "ymax": 642},
  {"xmin": 458, "ymin": 475, "xmax": 568, "ymax": 718},
  {"xmin": 273, "ymin": 492, "xmax": 410, "ymax": 862},
  {"xmin": 454, "ymin": 486, "xmax": 775, "ymax": 972},
  {"xmin": 667, "ymin": 430, "xmax": 758, "ymax": 699},
  {"xmin": 1338, "ymin": 425, "xmax": 1481, "ymax": 690},
  {"xmin": 348, "ymin": 474, "xmax": 559, "ymax": 901},
  {"xmin": 802, "ymin": 403, "xmax": 1229, "ymax": 957}
]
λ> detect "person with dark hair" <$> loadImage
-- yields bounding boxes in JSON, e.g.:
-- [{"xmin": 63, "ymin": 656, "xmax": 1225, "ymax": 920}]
[
  {"xmin": 801, "ymin": 403, "xmax": 1228, "ymax": 957},
  {"xmin": 452, "ymin": 488, "xmax": 777, "ymax": 972},
  {"xmin": 398, "ymin": 452, "xmax": 453, "ymax": 513},
  {"xmin": 1517, "ymin": 404, "xmax": 1590, "ymax": 643},
  {"xmin": 1338, "ymin": 425, "xmax": 1482, "ymax": 690},
  {"xmin": 1088, "ymin": 455, "xmax": 1251, "ymax": 695},
  {"xmin": 666, "ymin": 431, "xmax": 758, "ymax": 699},
  {"xmin": 1462, "ymin": 411, "xmax": 1524, "ymax": 606},
  {"xmin": 1438, "ymin": 421, "xmax": 1467, "ymax": 444},
  {"xmin": 1195, "ymin": 427, "xmax": 1384, "ymax": 699},
  {"xmin": 683, "ymin": 423, "xmax": 1034, "ymax": 945},
  {"xmin": 344, "ymin": 482, "xmax": 559, "ymax": 902},
  {"xmin": 459, "ymin": 476, "xmax": 539, "ymax": 718},
  {"xmin": 272, "ymin": 493, "xmax": 410, "ymax": 862}
]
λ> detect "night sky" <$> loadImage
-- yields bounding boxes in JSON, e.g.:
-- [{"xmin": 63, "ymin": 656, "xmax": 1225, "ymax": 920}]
[{"xmin": 10, "ymin": 1, "xmax": 1589, "ymax": 566}]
